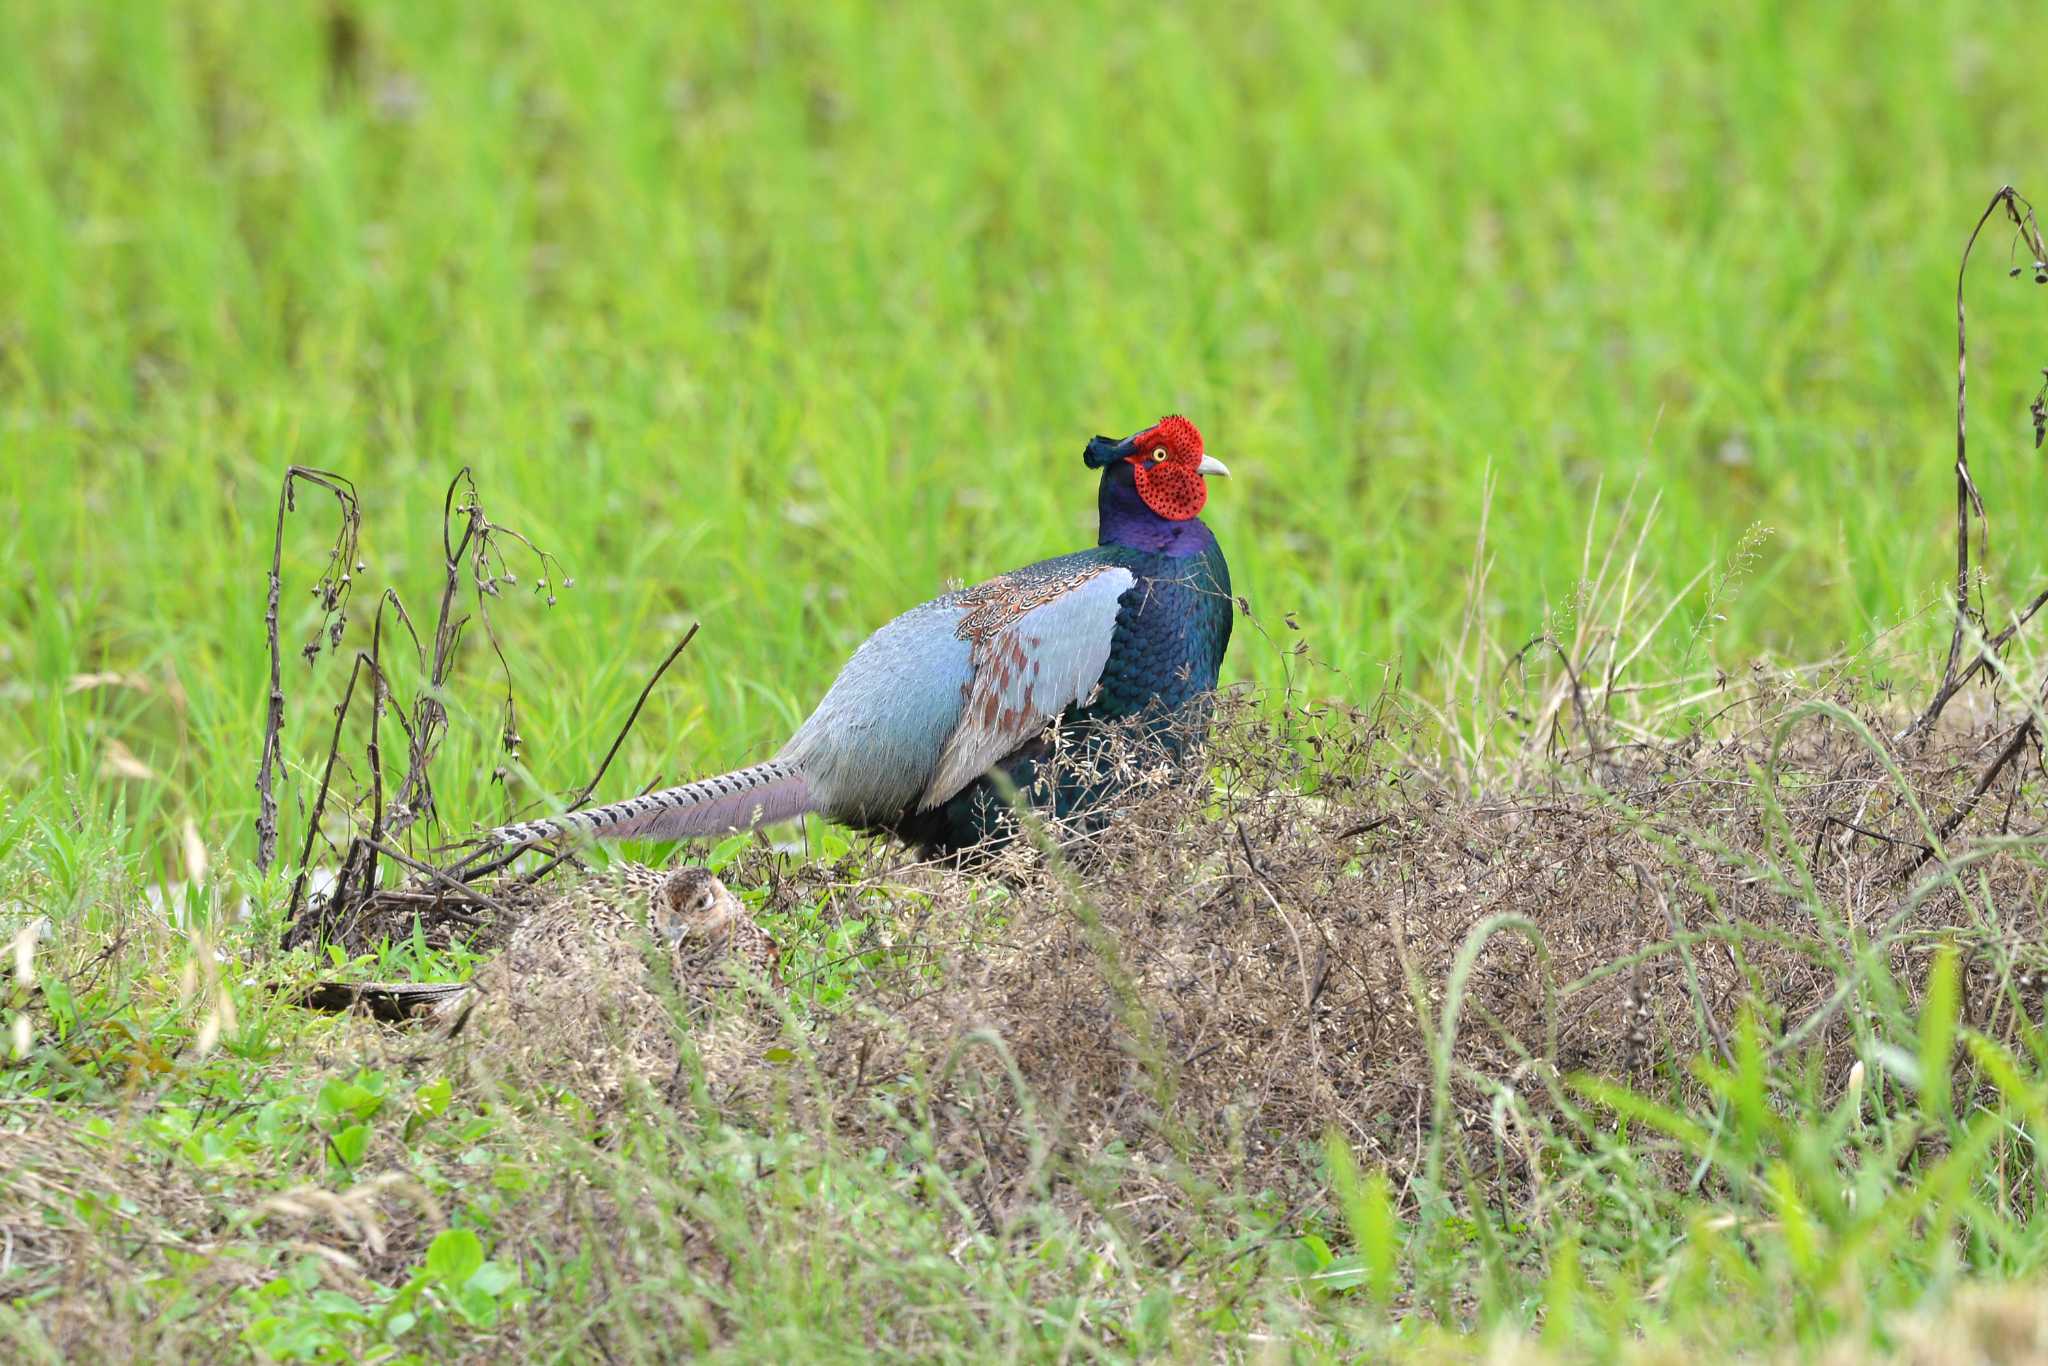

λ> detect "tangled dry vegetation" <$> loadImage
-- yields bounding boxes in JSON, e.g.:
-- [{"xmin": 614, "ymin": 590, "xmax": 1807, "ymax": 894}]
[
  {"xmin": 295, "ymin": 655, "xmax": 2048, "ymax": 1254},
  {"xmin": 726, "ymin": 678, "xmax": 2048, "ymax": 1232}
]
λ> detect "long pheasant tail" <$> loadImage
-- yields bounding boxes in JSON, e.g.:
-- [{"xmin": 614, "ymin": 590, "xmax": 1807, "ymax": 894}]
[{"xmin": 491, "ymin": 760, "xmax": 813, "ymax": 847}]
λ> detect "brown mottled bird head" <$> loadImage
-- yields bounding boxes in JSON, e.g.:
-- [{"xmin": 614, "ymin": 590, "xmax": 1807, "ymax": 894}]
[
  {"xmin": 652, "ymin": 867, "xmax": 781, "ymax": 983},
  {"xmin": 652, "ymin": 867, "xmax": 741, "ymax": 945}
]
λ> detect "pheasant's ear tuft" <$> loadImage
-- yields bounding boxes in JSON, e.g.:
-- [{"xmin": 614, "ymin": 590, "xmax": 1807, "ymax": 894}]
[{"xmin": 1083, "ymin": 434, "xmax": 1133, "ymax": 469}]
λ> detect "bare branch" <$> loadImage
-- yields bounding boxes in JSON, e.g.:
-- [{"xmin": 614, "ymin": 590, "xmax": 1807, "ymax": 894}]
[
  {"xmin": 256, "ymin": 466, "xmax": 361, "ymax": 873},
  {"xmin": 1910, "ymin": 186, "xmax": 2048, "ymax": 739}
]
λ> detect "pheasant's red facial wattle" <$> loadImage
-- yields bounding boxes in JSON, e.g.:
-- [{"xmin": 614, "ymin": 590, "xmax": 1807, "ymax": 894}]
[
  {"xmin": 1127, "ymin": 415, "xmax": 1210, "ymax": 521},
  {"xmin": 1132, "ymin": 458, "xmax": 1207, "ymax": 519}
]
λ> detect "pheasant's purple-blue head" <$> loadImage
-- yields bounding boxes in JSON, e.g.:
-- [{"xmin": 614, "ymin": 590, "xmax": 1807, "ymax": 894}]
[{"xmin": 1083, "ymin": 416, "xmax": 1229, "ymax": 522}]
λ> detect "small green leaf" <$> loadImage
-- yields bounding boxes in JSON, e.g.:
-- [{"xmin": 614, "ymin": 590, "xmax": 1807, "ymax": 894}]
[
  {"xmin": 310, "ymin": 1289, "xmax": 366, "ymax": 1317},
  {"xmin": 41, "ymin": 977, "xmax": 76, "ymax": 1036},
  {"xmin": 707, "ymin": 833, "xmax": 749, "ymax": 871},
  {"xmin": 467, "ymin": 1261, "xmax": 518, "ymax": 1296},
  {"xmin": 1769, "ymin": 1160, "xmax": 1820, "ymax": 1275},
  {"xmin": 406, "ymin": 1075, "xmax": 455, "ymax": 1141},
  {"xmin": 1917, "ymin": 946, "xmax": 1960, "ymax": 1122},
  {"xmin": 329, "ymin": 1122, "xmax": 370, "ymax": 1169},
  {"xmin": 426, "ymin": 1227, "xmax": 485, "ymax": 1285},
  {"xmin": 1310, "ymin": 1254, "xmax": 1371, "ymax": 1291},
  {"xmin": 1729, "ymin": 1007, "xmax": 1770, "ymax": 1148},
  {"xmin": 1541, "ymin": 1230, "xmax": 1581, "ymax": 1347},
  {"xmin": 415, "ymin": 1075, "xmax": 452, "ymax": 1120},
  {"xmin": 317, "ymin": 1077, "xmax": 383, "ymax": 1123},
  {"xmin": 457, "ymin": 1286, "xmax": 501, "ymax": 1327},
  {"xmin": 1282, "ymin": 1234, "xmax": 1335, "ymax": 1278},
  {"xmin": 1326, "ymin": 1131, "xmax": 1398, "ymax": 1303}
]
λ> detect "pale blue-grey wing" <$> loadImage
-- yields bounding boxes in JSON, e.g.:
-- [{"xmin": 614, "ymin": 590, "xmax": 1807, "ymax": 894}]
[
  {"xmin": 780, "ymin": 598, "xmax": 977, "ymax": 823},
  {"xmin": 918, "ymin": 566, "xmax": 1133, "ymax": 809}
]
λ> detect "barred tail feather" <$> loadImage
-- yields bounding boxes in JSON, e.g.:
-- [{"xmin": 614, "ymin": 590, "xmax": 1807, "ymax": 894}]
[
  {"xmin": 296, "ymin": 979, "xmax": 472, "ymax": 1023},
  {"xmin": 491, "ymin": 760, "xmax": 813, "ymax": 847}
]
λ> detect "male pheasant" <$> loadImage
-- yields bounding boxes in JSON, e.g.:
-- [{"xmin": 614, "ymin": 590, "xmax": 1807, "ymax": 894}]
[{"xmin": 494, "ymin": 416, "xmax": 1233, "ymax": 854}]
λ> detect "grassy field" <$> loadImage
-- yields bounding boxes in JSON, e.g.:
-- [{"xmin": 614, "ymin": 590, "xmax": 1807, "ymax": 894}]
[{"xmin": 9, "ymin": 0, "xmax": 2048, "ymax": 1359}]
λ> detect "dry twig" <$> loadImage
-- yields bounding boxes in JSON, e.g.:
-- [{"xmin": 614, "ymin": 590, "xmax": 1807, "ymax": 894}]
[
  {"xmin": 1908, "ymin": 185, "xmax": 2048, "ymax": 739},
  {"xmin": 256, "ymin": 467, "xmax": 361, "ymax": 873}
]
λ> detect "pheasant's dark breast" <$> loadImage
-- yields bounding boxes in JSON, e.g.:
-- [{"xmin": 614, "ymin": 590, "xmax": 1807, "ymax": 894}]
[
  {"xmin": 1081, "ymin": 541, "xmax": 1234, "ymax": 722},
  {"xmin": 893, "ymin": 539, "xmax": 1233, "ymax": 853}
]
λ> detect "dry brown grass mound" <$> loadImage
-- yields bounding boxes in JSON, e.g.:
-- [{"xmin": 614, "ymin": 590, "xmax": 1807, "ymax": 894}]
[
  {"xmin": 274, "ymin": 652, "xmax": 2048, "ymax": 1257},
  {"xmin": 438, "ymin": 863, "xmax": 781, "ymax": 1124},
  {"xmin": 630, "ymin": 682, "xmax": 2048, "ymax": 1237}
]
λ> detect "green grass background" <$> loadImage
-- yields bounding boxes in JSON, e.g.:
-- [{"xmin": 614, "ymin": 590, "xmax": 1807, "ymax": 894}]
[
  {"xmin": 13, "ymin": 5, "xmax": 2048, "ymax": 1359},
  {"xmin": 4, "ymin": 0, "xmax": 2045, "ymax": 855}
]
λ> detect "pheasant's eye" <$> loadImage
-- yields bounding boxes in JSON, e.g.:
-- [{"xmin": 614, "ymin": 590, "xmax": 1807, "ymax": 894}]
[{"xmin": 1150, "ymin": 447, "xmax": 1169, "ymax": 464}]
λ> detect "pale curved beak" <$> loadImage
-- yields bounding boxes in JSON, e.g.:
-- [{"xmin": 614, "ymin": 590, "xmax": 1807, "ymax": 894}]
[{"xmin": 1198, "ymin": 455, "xmax": 1230, "ymax": 478}]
